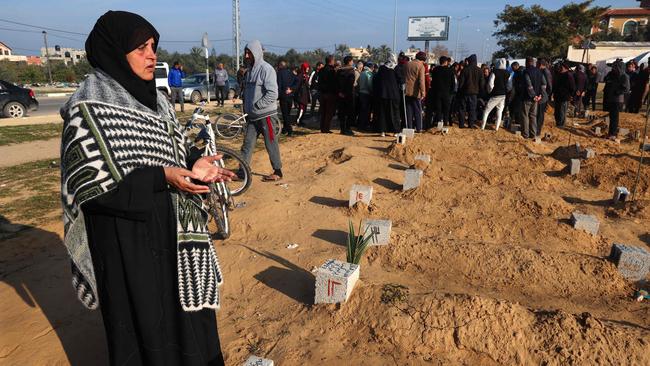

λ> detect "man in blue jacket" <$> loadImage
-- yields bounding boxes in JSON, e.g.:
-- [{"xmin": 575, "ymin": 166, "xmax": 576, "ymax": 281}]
[
  {"xmin": 168, "ymin": 61, "xmax": 185, "ymax": 112},
  {"xmin": 240, "ymin": 40, "xmax": 283, "ymax": 182}
]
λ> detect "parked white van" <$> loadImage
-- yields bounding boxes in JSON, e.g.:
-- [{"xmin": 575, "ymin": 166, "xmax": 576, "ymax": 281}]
[{"xmin": 155, "ymin": 62, "xmax": 170, "ymax": 96}]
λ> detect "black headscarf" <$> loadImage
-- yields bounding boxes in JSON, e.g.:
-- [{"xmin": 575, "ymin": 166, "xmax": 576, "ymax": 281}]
[{"xmin": 85, "ymin": 11, "xmax": 160, "ymax": 111}]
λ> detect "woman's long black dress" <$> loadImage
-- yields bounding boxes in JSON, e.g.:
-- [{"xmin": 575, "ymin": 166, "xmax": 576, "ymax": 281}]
[
  {"xmin": 82, "ymin": 166, "xmax": 224, "ymax": 366},
  {"xmin": 373, "ymin": 65, "xmax": 401, "ymax": 133}
]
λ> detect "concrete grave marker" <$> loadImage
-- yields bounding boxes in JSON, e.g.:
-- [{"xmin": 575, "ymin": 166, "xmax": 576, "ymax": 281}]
[
  {"xmin": 583, "ymin": 148, "xmax": 595, "ymax": 159},
  {"xmin": 414, "ymin": 154, "xmax": 431, "ymax": 164},
  {"xmin": 436, "ymin": 122, "xmax": 444, "ymax": 130},
  {"xmin": 349, "ymin": 184, "xmax": 373, "ymax": 207},
  {"xmin": 403, "ymin": 169, "xmax": 423, "ymax": 191},
  {"xmin": 441, "ymin": 127, "xmax": 449, "ymax": 135},
  {"xmin": 571, "ymin": 212, "xmax": 600, "ymax": 235},
  {"xmin": 544, "ymin": 132, "xmax": 552, "ymax": 140},
  {"xmin": 396, "ymin": 133, "xmax": 406, "ymax": 145},
  {"xmin": 612, "ymin": 186, "xmax": 630, "ymax": 204},
  {"xmin": 515, "ymin": 131, "xmax": 522, "ymax": 137},
  {"xmin": 634, "ymin": 130, "xmax": 641, "ymax": 140},
  {"xmin": 244, "ymin": 356, "xmax": 274, "ymax": 366},
  {"xmin": 595, "ymin": 127, "xmax": 601, "ymax": 135},
  {"xmin": 510, "ymin": 124, "xmax": 520, "ymax": 133},
  {"xmin": 619, "ymin": 128, "xmax": 630, "ymax": 137},
  {"xmin": 361, "ymin": 219, "xmax": 392, "ymax": 246},
  {"xmin": 314, "ymin": 259, "xmax": 360, "ymax": 304},
  {"xmin": 534, "ymin": 137, "xmax": 542, "ymax": 144},
  {"xmin": 610, "ymin": 244, "xmax": 650, "ymax": 281},
  {"xmin": 402, "ymin": 128, "xmax": 415, "ymax": 138},
  {"xmin": 570, "ymin": 159, "xmax": 580, "ymax": 175}
]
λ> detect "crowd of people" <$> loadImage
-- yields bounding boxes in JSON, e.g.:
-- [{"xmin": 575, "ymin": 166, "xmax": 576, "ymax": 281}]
[{"xmin": 266, "ymin": 50, "xmax": 649, "ymax": 141}]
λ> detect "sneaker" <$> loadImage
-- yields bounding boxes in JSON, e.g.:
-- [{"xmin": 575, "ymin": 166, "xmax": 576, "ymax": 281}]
[{"xmin": 381, "ymin": 132, "xmax": 386, "ymax": 137}]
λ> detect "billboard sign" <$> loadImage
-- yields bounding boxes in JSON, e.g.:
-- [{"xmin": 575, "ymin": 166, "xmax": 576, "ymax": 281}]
[{"xmin": 407, "ymin": 16, "xmax": 449, "ymax": 41}]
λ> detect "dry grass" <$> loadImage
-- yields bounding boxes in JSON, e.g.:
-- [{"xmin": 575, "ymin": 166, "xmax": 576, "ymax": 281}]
[{"xmin": 0, "ymin": 123, "xmax": 61, "ymax": 146}]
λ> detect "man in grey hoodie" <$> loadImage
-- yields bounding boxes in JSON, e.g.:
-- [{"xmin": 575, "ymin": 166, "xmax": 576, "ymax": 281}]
[{"xmin": 240, "ymin": 40, "xmax": 283, "ymax": 181}]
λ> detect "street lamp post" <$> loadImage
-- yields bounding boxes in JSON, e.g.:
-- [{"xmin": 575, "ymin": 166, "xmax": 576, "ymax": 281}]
[
  {"xmin": 453, "ymin": 15, "xmax": 470, "ymax": 62},
  {"xmin": 392, "ymin": 0, "xmax": 397, "ymax": 53}
]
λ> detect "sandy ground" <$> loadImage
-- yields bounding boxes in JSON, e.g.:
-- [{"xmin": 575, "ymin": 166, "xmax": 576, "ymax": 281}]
[{"xmin": 1, "ymin": 110, "xmax": 650, "ymax": 365}]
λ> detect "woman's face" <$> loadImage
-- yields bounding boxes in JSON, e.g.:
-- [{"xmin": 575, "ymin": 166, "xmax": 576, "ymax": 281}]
[{"xmin": 126, "ymin": 37, "xmax": 157, "ymax": 81}]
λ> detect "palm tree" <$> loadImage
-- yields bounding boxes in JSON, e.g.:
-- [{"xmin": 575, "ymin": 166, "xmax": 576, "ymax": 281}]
[
  {"xmin": 375, "ymin": 44, "xmax": 392, "ymax": 63},
  {"xmin": 336, "ymin": 44, "xmax": 350, "ymax": 58}
]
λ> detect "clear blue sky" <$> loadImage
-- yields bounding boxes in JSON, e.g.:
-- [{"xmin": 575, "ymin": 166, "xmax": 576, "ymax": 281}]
[{"xmin": 0, "ymin": 0, "xmax": 636, "ymax": 58}]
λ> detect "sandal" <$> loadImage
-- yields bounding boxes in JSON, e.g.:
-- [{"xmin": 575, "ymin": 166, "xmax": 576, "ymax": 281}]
[{"xmin": 262, "ymin": 174, "xmax": 282, "ymax": 182}]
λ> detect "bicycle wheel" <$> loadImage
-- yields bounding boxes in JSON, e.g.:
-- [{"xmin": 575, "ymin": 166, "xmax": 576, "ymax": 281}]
[
  {"xmin": 272, "ymin": 117, "xmax": 282, "ymax": 137},
  {"xmin": 215, "ymin": 145, "xmax": 252, "ymax": 196},
  {"xmin": 206, "ymin": 183, "xmax": 230, "ymax": 239},
  {"xmin": 214, "ymin": 113, "xmax": 244, "ymax": 139}
]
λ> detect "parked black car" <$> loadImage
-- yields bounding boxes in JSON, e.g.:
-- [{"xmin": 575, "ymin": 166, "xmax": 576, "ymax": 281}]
[{"xmin": 0, "ymin": 80, "xmax": 39, "ymax": 118}]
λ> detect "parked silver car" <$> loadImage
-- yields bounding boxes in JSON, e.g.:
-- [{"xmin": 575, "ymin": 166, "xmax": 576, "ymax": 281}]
[{"xmin": 182, "ymin": 74, "xmax": 240, "ymax": 104}]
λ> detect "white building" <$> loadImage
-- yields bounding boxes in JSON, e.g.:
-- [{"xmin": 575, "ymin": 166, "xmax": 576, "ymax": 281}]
[
  {"xmin": 40, "ymin": 45, "xmax": 86, "ymax": 65},
  {"xmin": 0, "ymin": 41, "xmax": 27, "ymax": 62}
]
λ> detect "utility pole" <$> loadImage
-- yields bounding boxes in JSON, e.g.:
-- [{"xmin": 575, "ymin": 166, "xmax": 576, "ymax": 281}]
[
  {"xmin": 392, "ymin": 0, "xmax": 397, "ymax": 53},
  {"xmin": 42, "ymin": 31, "xmax": 53, "ymax": 84},
  {"xmin": 232, "ymin": 0, "xmax": 241, "ymax": 70},
  {"xmin": 453, "ymin": 15, "xmax": 470, "ymax": 62}
]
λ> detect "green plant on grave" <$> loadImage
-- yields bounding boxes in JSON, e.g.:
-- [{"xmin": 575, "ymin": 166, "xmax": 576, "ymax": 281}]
[{"xmin": 346, "ymin": 219, "xmax": 374, "ymax": 265}]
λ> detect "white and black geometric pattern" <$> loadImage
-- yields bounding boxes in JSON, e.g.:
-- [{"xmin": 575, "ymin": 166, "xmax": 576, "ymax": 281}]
[{"xmin": 61, "ymin": 72, "xmax": 223, "ymax": 312}]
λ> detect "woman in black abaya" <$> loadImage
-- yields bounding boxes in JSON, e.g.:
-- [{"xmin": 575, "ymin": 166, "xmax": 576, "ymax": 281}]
[{"xmin": 60, "ymin": 11, "xmax": 233, "ymax": 366}]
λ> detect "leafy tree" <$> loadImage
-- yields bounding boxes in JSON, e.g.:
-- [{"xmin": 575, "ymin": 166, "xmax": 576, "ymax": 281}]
[
  {"xmin": 493, "ymin": 1, "xmax": 608, "ymax": 59},
  {"xmin": 335, "ymin": 44, "xmax": 349, "ymax": 58}
]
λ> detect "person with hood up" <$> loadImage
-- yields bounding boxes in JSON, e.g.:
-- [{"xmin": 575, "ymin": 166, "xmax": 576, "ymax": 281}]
[
  {"xmin": 457, "ymin": 54, "xmax": 482, "ymax": 128},
  {"xmin": 573, "ymin": 64, "xmax": 587, "ymax": 117},
  {"xmin": 60, "ymin": 11, "xmax": 235, "ymax": 365},
  {"xmin": 294, "ymin": 62, "xmax": 311, "ymax": 126},
  {"xmin": 241, "ymin": 40, "xmax": 284, "ymax": 181},
  {"xmin": 481, "ymin": 58, "xmax": 510, "ymax": 131},
  {"xmin": 373, "ymin": 53, "xmax": 402, "ymax": 136},
  {"xmin": 604, "ymin": 60, "xmax": 631, "ymax": 138}
]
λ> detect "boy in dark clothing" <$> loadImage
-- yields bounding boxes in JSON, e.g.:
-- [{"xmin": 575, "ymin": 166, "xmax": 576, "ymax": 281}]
[
  {"xmin": 457, "ymin": 54, "xmax": 482, "ymax": 128},
  {"xmin": 337, "ymin": 55, "xmax": 356, "ymax": 136},
  {"xmin": 573, "ymin": 65, "xmax": 587, "ymax": 117},
  {"xmin": 552, "ymin": 63, "xmax": 575, "ymax": 127},
  {"xmin": 277, "ymin": 60, "xmax": 298, "ymax": 136},
  {"xmin": 430, "ymin": 56, "xmax": 456, "ymax": 125}
]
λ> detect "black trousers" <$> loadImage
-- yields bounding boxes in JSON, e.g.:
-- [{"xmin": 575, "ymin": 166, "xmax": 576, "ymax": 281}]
[
  {"xmin": 537, "ymin": 101, "xmax": 547, "ymax": 135},
  {"xmin": 434, "ymin": 93, "xmax": 452, "ymax": 124},
  {"xmin": 279, "ymin": 97, "xmax": 293, "ymax": 133},
  {"xmin": 607, "ymin": 101, "xmax": 621, "ymax": 137},
  {"xmin": 458, "ymin": 94, "xmax": 478, "ymax": 128},
  {"xmin": 215, "ymin": 85, "xmax": 227, "ymax": 105},
  {"xmin": 337, "ymin": 96, "xmax": 354, "ymax": 133},
  {"xmin": 358, "ymin": 93, "xmax": 372, "ymax": 130},
  {"xmin": 319, "ymin": 93, "xmax": 337, "ymax": 132}
]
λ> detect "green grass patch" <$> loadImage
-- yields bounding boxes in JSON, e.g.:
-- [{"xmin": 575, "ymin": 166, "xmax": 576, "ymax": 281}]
[
  {"xmin": 3, "ymin": 191, "xmax": 61, "ymax": 223},
  {"xmin": 0, "ymin": 123, "xmax": 61, "ymax": 146}
]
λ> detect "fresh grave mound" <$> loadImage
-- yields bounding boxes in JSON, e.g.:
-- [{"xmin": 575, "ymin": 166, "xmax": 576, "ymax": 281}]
[
  {"xmin": 550, "ymin": 145, "xmax": 584, "ymax": 163},
  {"xmin": 577, "ymin": 152, "xmax": 650, "ymax": 195},
  {"xmin": 387, "ymin": 142, "xmax": 417, "ymax": 165},
  {"xmin": 328, "ymin": 286, "xmax": 650, "ymax": 365},
  {"xmin": 315, "ymin": 147, "xmax": 354, "ymax": 174}
]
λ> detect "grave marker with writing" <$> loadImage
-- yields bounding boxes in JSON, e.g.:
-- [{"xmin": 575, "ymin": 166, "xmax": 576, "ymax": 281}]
[
  {"xmin": 610, "ymin": 244, "xmax": 650, "ymax": 281},
  {"xmin": 314, "ymin": 259, "xmax": 360, "ymax": 304},
  {"xmin": 349, "ymin": 184, "xmax": 373, "ymax": 207},
  {"xmin": 361, "ymin": 219, "xmax": 392, "ymax": 246},
  {"xmin": 244, "ymin": 356, "xmax": 274, "ymax": 366}
]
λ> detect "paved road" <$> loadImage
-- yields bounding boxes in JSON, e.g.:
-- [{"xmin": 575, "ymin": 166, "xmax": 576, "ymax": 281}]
[{"xmin": 29, "ymin": 96, "xmax": 68, "ymax": 117}]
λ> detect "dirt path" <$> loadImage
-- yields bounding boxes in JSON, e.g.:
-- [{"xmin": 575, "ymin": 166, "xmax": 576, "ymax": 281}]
[
  {"xmin": 1, "ymin": 110, "xmax": 650, "ymax": 365},
  {"xmin": 0, "ymin": 138, "xmax": 60, "ymax": 167}
]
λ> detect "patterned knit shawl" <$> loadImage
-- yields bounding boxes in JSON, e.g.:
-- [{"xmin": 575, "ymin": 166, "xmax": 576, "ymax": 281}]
[{"xmin": 60, "ymin": 70, "xmax": 223, "ymax": 312}]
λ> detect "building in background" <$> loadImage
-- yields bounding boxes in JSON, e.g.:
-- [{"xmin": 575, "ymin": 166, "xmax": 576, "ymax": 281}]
[
  {"xmin": 594, "ymin": 0, "xmax": 650, "ymax": 36},
  {"xmin": 40, "ymin": 45, "xmax": 85, "ymax": 65},
  {"xmin": 0, "ymin": 41, "xmax": 42, "ymax": 65},
  {"xmin": 404, "ymin": 47, "xmax": 436, "ymax": 64},
  {"xmin": 349, "ymin": 47, "xmax": 370, "ymax": 59}
]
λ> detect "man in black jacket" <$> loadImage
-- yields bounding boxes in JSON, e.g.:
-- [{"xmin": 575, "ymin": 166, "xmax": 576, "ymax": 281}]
[
  {"xmin": 457, "ymin": 54, "xmax": 482, "ymax": 128},
  {"xmin": 277, "ymin": 60, "xmax": 298, "ymax": 136},
  {"xmin": 318, "ymin": 56, "xmax": 338, "ymax": 133},
  {"xmin": 429, "ymin": 56, "xmax": 455, "ymax": 126},
  {"xmin": 552, "ymin": 62, "xmax": 575, "ymax": 127},
  {"xmin": 337, "ymin": 55, "xmax": 356, "ymax": 136}
]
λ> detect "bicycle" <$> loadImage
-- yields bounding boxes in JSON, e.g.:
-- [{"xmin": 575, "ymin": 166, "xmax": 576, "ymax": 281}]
[
  {"xmin": 213, "ymin": 104, "xmax": 282, "ymax": 139},
  {"xmin": 184, "ymin": 105, "xmax": 252, "ymax": 238}
]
